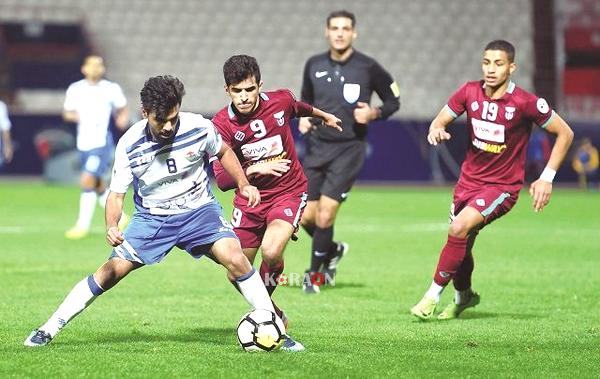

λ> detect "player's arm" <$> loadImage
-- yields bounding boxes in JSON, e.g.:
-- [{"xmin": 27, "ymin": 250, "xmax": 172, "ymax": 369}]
[
  {"xmin": 105, "ymin": 191, "xmax": 126, "ymax": 247},
  {"xmin": 293, "ymin": 95, "xmax": 342, "ymax": 132},
  {"xmin": 354, "ymin": 61, "xmax": 401, "ymax": 124},
  {"xmin": 299, "ymin": 59, "xmax": 316, "ymax": 134},
  {"xmin": 427, "ymin": 106, "xmax": 455, "ymax": 146},
  {"xmin": 105, "ymin": 138, "xmax": 133, "ymax": 246},
  {"xmin": 62, "ymin": 85, "xmax": 79, "ymax": 123},
  {"xmin": 1, "ymin": 129, "xmax": 13, "ymax": 162},
  {"xmin": 216, "ymin": 143, "xmax": 260, "ymax": 207},
  {"xmin": 62, "ymin": 110, "xmax": 79, "ymax": 123},
  {"xmin": 529, "ymin": 113, "xmax": 574, "ymax": 212},
  {"xmin": 114, "ymin": 106, "xmax": 129, "ymax": 130}
]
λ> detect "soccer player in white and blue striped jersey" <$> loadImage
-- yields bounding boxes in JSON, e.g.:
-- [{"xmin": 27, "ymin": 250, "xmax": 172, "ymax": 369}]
[{"xmin": 25, "ymin": 76, "xmax": 275, "ymax": 347}]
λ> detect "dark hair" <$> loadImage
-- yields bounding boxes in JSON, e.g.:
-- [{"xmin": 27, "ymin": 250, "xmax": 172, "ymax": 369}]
[
  {"xmin": 140, "ymin": 75, "xmax": 185, "ymax": 121},
  {"xmin": 223, "ymin": 55, "xmax": 261, "ymax": 86},
  {"xmin": 484, "ymin": 40, "xmax": 515, "ymax": 62},
  {"xmin": 327, "ymin": 10, "xmax": 356, "ymax": 28}
]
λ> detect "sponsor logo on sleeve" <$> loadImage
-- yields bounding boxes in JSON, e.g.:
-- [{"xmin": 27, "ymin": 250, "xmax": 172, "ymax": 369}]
[{"xmin": 536, "ymin": 98, "xmax": 550, "ymax": 114}]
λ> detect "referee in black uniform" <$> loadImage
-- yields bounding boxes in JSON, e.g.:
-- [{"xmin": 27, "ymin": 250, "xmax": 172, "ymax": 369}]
[{"xmin": 299, "ymin": 10, "xmax": 400, "ymax": 294}]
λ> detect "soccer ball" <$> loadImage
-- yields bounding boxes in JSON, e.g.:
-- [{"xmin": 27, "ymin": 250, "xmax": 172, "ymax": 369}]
[{"xmin": 237, "ymin": 309, "xmax": 285, "ymax": 352}]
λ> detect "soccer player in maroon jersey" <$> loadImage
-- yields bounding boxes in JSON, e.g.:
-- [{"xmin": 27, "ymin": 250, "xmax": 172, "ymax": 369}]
[
  {"xmin": 410, "ymin": 40, "xmax": 574, "ymax": 320},
  {"xmin": 211, "ymin": 55, "xmax": 341, "ymax": 350}
]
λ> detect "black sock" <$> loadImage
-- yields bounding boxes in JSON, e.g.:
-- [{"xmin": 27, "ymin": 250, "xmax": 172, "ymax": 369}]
[
  {"xmin": 310, "ymin": 226, "xmax": 334, "ymax": 272},
  {"xmin": 302, "ymin": 224, "xmax": 315, "ymax": 237}
]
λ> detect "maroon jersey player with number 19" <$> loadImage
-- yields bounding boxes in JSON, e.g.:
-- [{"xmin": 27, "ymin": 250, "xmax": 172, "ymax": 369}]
[
  {"xmin": 410, "ymin": 40, "xmax": 574, "ymax": 321},
  {"xmin": 211, "ymin": 55, "xmax": 341, "ymax": 351}
]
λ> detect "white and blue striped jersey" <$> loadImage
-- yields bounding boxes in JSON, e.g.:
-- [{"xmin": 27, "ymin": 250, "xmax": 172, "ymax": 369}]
[
  {"xmin": 110, "ymin": 112, "xmax": 223, "ymax": 215},
  {"xmin": 64, "ymin": 79, "xmax": 127, "ymax": 151}
]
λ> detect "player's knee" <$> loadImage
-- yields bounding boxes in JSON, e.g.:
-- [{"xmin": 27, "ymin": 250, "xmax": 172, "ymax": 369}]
[
  {"xmin": 80, "ymin": 174, "xmax": 96, "ymax": 190},
  {"xmin": 316, "ymin": 211, "xmax": 335, "ymax": 228},
  {"xmin": 448, "ymin": 221, "xmax": 470, "ymax": 239},
  {"xmin": 228, "ymin": 250, "xmax": 252, "ymax": 276},
  {"xmin": 261, "ymin": 246, "xmax": 283, "ymax": 266}
]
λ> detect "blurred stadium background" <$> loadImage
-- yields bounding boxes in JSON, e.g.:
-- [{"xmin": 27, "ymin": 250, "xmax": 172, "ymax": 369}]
[{"xmin": 0, "ymin": 0, "xmax": 598, "ymax": 185}]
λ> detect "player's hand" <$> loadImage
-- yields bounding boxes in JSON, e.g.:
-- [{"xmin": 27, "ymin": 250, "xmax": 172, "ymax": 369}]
[
  {"xmin": 322, "ymin": 112, "xmax": 342, "ymax": 132},
  {"xmin": 106, "ymin": 226, "xmax": 124, "ymax": 247},
  {"xmin": 298, "ymin": 117, "xmax": 315, "ymax": 134},
  {"xmin": 240, "ymin": 184, "xmax": 261, "ymax": 208},
  {"xmin": 529, "ymin": 179, "xmax": 552, "ymax": 212},
  {"xmin": 246, "ymin": 159, "xmax": 292, "ymax": 177},
  {"xmin": 427, "ymin": 128, "xmax": 452, "ymax": 146},
  {"xmin": 2, "ymin": 143, "xmax": 13, "ymax": 163},
  {"xmin": 353, "ymin": 102, "xmax": 375, "ymax": 125}
]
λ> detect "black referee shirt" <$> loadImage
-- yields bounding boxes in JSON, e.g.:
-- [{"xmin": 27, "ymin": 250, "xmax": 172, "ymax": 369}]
[{"xmin": 301, "ymin": 50, "xmax": 400, "ymax": 142}]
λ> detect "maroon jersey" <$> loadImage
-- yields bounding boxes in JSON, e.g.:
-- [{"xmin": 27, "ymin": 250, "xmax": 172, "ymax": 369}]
[
  {"xmin": 212, "ymin": 89, "xmax": 311, "ymax": 199},
  {"xmin": 447, "ymin": 80, "xmax": 554, "ymax": 193}
]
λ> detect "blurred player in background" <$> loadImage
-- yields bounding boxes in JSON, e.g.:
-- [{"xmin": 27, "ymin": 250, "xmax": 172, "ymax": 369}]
[
  {"xmin": 411, "ymin": 40, "xmax": 574, "ymax": 320},
  {"xmin": 298, "ymin": 10, "xmax": 400, "ymax": 293},
  {"xmin": 25, "ymin": 75, "xmax": 274, "ymax": 347},
  {"xmin": 571, "ymin": 137, "xmax": 598, "ymax": 190},
  {"xmin": 63, "ymin": 55, "xmax": 129, "ymax": 239},
  {"xmin": 0, "ymin": 99, "xmax": 13, "ymax": 169},
  {"xmin": 211, "ymin": 55, "xmax": 342, "ymax": 351}
]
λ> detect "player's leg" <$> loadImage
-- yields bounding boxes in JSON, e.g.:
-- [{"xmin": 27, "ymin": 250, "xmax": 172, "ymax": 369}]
[
  {"xmin": 309, "ymin": 194, "xmax": 340, "ymax": 271},
  {"xmin": 411, "ymin": 206, "xmax": 483, "ymax": 320},
  {"xmin": 309, "ymin": 141, "xmax": 364, "ymax": 286},
  {"xmin": 65, "ymin": 168, "xmax": 99, "ymax": 239},
  {"xmin": 437, "ymin": 233, "xmax": 481, "ymax": 320},
  {"xmin": 210, "ymin": 237, "xmax": 275, "ymax": 313},
  {"xmin": 300, "ymin": 200, "xmax": 317, "ymax": 237},
  {"xmin": 259, "ymin": 194, "xmax": 307, "ymax": 351},
  {"xmin": 25, "ymin": 258, "xmax": 142, "ymax": 347}
]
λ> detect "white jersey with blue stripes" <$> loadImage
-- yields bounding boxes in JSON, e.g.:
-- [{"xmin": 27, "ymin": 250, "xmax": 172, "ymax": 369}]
[{"xmin": 110, "ymin": 112, "xmax": 223, "ymax": 215}]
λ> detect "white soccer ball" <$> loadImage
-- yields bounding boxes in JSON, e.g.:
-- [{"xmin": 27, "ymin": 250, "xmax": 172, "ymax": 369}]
[{"xmin": 237, "ymin": 309, "xmax": 285, "ymax": 352}]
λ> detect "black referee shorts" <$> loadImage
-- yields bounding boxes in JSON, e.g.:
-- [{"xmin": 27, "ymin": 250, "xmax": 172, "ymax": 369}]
[{"xmin": 302, "ymin": 136, "xmax": 366, "ymax": 202}]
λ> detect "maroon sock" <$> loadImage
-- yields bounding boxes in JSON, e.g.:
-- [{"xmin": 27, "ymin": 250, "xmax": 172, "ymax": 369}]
[
  {"xmin": 259, "ymin": 260, "xmax": 284, "ymax": 295},
  {"xmin": 453, "ymin": 234, "xmax": 476, "ymax": 290},
  {"xmin": 259, "ymin": 260, "xmax": 285, "ymax": 318},
  {"xmin": 433, "ymin": 235, "xmax": 469, "ymax": 286}
]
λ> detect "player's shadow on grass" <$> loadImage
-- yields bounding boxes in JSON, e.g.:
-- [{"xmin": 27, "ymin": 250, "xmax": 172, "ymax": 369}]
[
  {"xmin": 453, "ymin": 311, "xmax": 540, "ymax": 320},
  {"xmin": 324, "ymin": 282, "xmax": 367, "ymax": 290},
  {"xmin": 63, "ymin": 327, "xmax": 235, "ymax": 346}
]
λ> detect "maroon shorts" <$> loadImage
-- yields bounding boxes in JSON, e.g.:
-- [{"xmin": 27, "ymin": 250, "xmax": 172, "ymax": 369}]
[
  {"xmin": 231, "ymin": 191, "xmax": 307, "ymax": 248},
  {"xmin": 451, "ymin": 184, "xmax": 518, "ymax": 226}
]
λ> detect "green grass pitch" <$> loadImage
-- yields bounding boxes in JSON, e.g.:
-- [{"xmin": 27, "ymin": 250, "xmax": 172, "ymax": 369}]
[{"xmin": 1, "ymin": 180, "xmax": 598, "ymax": 378}]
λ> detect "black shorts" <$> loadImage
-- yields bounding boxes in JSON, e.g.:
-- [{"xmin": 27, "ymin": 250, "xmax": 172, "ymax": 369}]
[{"xmin": 302, "ymin": 136, "xmax": 366, "ymax": 202}]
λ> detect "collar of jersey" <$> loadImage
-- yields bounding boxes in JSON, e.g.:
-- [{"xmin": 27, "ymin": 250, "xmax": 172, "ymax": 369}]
[
  {"xmin": 481, "ymin": 80, "xmax": 516, "ymax": 101},
  {"xmin": 227, "ymin": 93, "xmax": 269, "ymax": 120},
  {"xmin": 144, "ymin": 117, "xmax": 181, "ymax": 143}
]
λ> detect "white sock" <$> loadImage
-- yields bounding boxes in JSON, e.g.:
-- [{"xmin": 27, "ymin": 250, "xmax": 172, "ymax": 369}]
[
  {"xmin": 455, "ymin": 289, "xmax": 473, "ymax": 305},
  {"xmin": 75, "ymin": 191, "xmax": 98, "ymax": 230},
  {"xmin": 98, "ymin": 190, "xmax": 109, "ymax": 208},
  {"xmin": 40, "ymin": 276, "xmax": 104, "ymax": 337},
  {"xmin": 425, "ymin": 281, "xmax": 444, "ymax": 302},
  {"xmin": 236, "ymin": 269, "xmax": 275, "ymax": 313}
]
